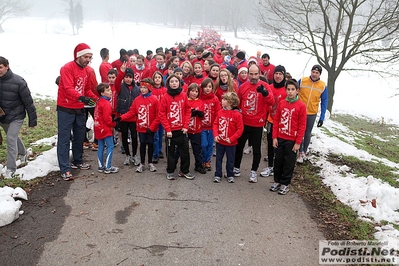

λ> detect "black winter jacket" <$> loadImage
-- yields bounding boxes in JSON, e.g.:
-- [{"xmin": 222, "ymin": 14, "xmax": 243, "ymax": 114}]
[
  {"xmin": 0, "ymin": 69, "xmax": 37, "ymax": 127},
  {"xmin": 116, "ymin": 83, "xmax": 140, "ymax": 114}
]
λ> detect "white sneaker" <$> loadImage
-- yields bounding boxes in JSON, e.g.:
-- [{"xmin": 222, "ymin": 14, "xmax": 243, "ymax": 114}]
[
  {"xmin": 278, "ymin": 185, "xmax": 290, "ymax": 195},
  {"xmin": 249, "ymin": 170, "xmax": 257, "ymax": 183},
  {"xmin": 148, "ymin": 163, "xmax": 157, "ymax": 172},
  {"xmin": 233, "ymin": 167, "xmax": 241, "ymax": 177},
  {"xmin": 132, "ymin": 155, "xmax": 140, "ymax": 166},
  {"xmin": 136, "ymin": 163, "xmax": 144, "ymax": 173},
  {"xmin": 4, "ymin": 170, "xmax": 14, "ymax": 179},
  {"xmin": 20, "ymin": 154, "xmax": 28, "ymax": 164},
  {"xmin": 260, "ymin": 166, "xmax": 273, "ymax": 177},
  {"xmin": 243, "ymin": 146, "xmax": 252, "ymax": 154},
  {"xmin": 297, "ymin": 152, "xmax": 306, "ymax": 163},
  {"xmin": 124, "ymin": 156, "xmax": 131, "ymax": 165}
]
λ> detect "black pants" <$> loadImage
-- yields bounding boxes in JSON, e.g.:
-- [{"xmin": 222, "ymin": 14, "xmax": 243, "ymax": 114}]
[
  {"xmin": 267, "ymin": 123, "xmax": 275, "ymax": 167},
  {"xmin": 120, "ymin": 121, "xmax": 137, "ymax": 157},
  {"xmin": 234, "ymin": 125, "xmax": 263, "ymax": 171},
  {"xmin": 273, "ymin": 139, "xmax": 297, "ymax": 185},
  {"xmin": 165, "ymin": 130, "xmax": 190, "ymax": 174},
  {"xmin": 138, "ymin": 132, "xmax": 155, "ymax": 164}
]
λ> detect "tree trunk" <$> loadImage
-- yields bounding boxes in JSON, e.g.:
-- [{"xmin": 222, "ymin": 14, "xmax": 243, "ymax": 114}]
[{"xmin": 327, "ymin": 74, "xmax": 336, "ymax": 113}]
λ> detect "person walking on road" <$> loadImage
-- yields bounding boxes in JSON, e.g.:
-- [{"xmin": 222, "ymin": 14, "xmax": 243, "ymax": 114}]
[{"xmin": 0, "ymin": 56, "xmax": 37, "ymax": 178}]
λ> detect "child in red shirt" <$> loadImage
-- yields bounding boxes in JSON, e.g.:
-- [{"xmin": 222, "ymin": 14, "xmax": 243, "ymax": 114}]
[
  {"xmin": 94, "ymin": 83, "xmax": 119, "ymax": 174},
  {"xmin": 213, "ymin": 92, "xmax": 244, "ymax": 183},
  {"xmin": 158, "ymin": 74, "xmax": 193, "ymax": 180},
  {"xmin": 117, "ymin": 78, "xmax": 159, "ymax": 173},
  {"xmin": 271, "ymin": 79, "xmax": 307, "ymax": 195},
  {"xmin": 186, "ymin": 83, "xmax": 206, "ymax": 174}
]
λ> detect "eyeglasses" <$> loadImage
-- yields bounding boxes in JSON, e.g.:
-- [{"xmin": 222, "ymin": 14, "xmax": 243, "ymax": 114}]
[{"xmin": 220, "ymin": 74, "xmax": 228, "ymax": 78}]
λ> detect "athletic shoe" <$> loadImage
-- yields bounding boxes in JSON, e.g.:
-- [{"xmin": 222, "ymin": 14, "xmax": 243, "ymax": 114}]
[
  {"xmin": 159, "ymin": 151, "xmax": 164, "ymax": 158},
  {"xmin": 132, "ymin": 155, "xmax": 140, "ymax": 166},
  {"xmin": 104, "ymin": 166, "xmax": 119, "ymax": 174},
  {"xmin": 178, "ymin": 172, "xmax": 195, "ymax": 180},
  {"xmin": 204, "ymin": 162, "xmax": 211, "ymax": 171},
  {"xmin": 152, "ymin": 157, "xmax": 159, "ymax": 164},
  {"xmin": 71, "ymin": 162, "xmax": 91, "ymax": 170},
  {"xmin": 260, "ymin": 166, "xmax": 274, "ymax": 177},
  {"xmin": 83, "ymin": 142, "xmax": 91, "ymax": 149},
  {"xmin": 121, "ymin": 146, "xmax": 125, "ymax": 154},
  {"xmin": 213, "ymin": 176, "xmax": 221, "ymax": 183},
  {"xmin": 148, "ymin": 163, "xmax": 157, "ymax": 172},
  {"xmin": 243, "ymin": 146, "xmax": 252, "ymax": 154},
  {"xmin": 297, "ymin": 152, "xmax": 306, "ymax": 163},
  {"xmin": 166, "ymin": 172, "xmax": 176, "ymax": 180},
  {"xmin": 4, "ymin": 170, "xmax": 14, "ymax": 179},
  {"xmin": 61, "ymin": 171, "xmax": 74, "ymax": 181},
  {"xmin": 227, "ymin": 176, "xmax": 235, "ymax": 183},
  {"xmin": 91, "ymin": 143, "xmax": 98, "ymax": 151},
  {"xmin": 278, "ymin": 185, "xmax": 290, "ymax": 195},
  {"xmin": 136, "ymin": 164, "xmax": 144, "ymax": 173},
  {"xmin": 249, "ymin": 170, "xmax": 257, "ymax": 183},
  {"xmin": 20, "ymin": 154, "xmax": 28, "ymax": 164},
  {"xmin": 270, "ymin": 182, "xmax": 281, "ymax": 192},
  {"xmin": 98, "ymin": 167, "xmax": 105, "ymax": 173},
  {"xmin": 195, "ymin": 166, "xmax": 207, "ymax": 174},
  {"xmin": 233, "ymin": 167, "xmax": 241, "ymax": 177},
  {"xmin": 124, "ymin": 156, "xmax": 131, "ymax": 165}
]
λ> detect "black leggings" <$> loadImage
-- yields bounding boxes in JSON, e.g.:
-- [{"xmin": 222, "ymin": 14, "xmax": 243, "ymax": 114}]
[{"xmin": 120, "ymin": 121, "xmax": 137, "ymax": 157}]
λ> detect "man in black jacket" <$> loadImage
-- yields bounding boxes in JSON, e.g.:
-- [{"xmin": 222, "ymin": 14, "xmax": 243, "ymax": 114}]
[{"xmin": 0, "ymin": 56, "xmax": 37, "ymax": 178}]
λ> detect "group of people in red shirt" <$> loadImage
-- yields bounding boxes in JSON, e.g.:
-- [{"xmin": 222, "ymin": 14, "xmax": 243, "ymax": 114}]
[{"xmin": 61, "ymin": 29, "xmax": 309, "ymax": 195}]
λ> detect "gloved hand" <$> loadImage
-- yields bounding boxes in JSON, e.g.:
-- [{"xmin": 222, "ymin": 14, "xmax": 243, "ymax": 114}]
[
  {"xmin": 113, "ymin": 116, "xmax": 121, "ymax": 122},
  {"xmin": 256, "ymin": 85, "xmax": 269, "ymax": 97},
  {"xmin": 146, "ymin": 128, "xmax": 153, "ymax": 134},
  {"xmin": 191, "ymin": 109, "xmax": 197, "ymax": 117},
  {"xmin": 115, "ymin": 121, "xmax": 121, "ymax": 132},
  {"xmin": 78, "ymin": 96, "xmax": 95, "ymax": 106},
  {"xmin": 317, "ymin": 120, "xmax": 324, "ymax": 127},
  {"xmin": 196, "ymin": 110, "xmax": 204, "ymax": 118}
]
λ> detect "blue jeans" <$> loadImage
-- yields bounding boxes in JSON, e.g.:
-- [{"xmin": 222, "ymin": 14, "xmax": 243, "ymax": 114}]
[
  {"xmin": 215, "ymin": 143, "xmax": 236, "ymax": 178},
  {"xmin": 153, "ymin": 124, "xmax": 164, "ymax": 158},
  {"xmin": 201, "ymin": 129, "xmax": 214, "ymax": 163},
  {"xmin": 57, "ymin": 110, "xmax": 86, "ymax": 174},
  {"xmin": 0, "ymin": 119, "xmax": 25, "ymax": 173},
  {"xmin": 97, "ymin": 136, "xmax": 114, "ymax": 169}
]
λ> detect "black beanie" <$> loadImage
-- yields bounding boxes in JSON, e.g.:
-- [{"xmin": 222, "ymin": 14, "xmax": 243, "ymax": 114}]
[
  {"xmin": 311, "ymin": 64, "xmax": 322, "ymax": 74},
  {"xmin": 274, "ymin": 65, "xmax": 286, "ymax": 75},
  {"xmin": 125, "ymin": 68, "xmax": 134, "ymax": 77},
  {"xmin": 236, "ymin": 51, "xmax": 245, "ymax": 60}
]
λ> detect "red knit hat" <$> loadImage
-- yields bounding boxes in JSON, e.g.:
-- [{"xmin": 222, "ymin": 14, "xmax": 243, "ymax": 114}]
[{"xmin": 74, "ymin": 43, "xmax": 92, "ymax": 59}]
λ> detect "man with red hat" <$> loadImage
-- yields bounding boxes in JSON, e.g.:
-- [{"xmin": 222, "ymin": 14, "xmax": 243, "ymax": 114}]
[{"xmin": 56, "ymin": 43, "xmax": 98, "ymax": 181}]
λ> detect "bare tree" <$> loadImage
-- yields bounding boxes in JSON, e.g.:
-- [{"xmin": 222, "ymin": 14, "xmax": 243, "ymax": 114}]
[
  {"xmin": 0, "ymin": 0, "xmax": 31, "ymax": 33},
  {"xmin": 255, "ymin": 0, "xmax": 399, "ymax": 112}
]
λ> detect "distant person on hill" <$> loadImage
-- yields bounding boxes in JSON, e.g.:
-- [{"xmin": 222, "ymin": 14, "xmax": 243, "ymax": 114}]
[
  {"xmin": 297, "ymin": 64, "xmax": 328, "ymax": 163},
  {"xmin": 0, "ymin": 56, "xmax": 37, "ymax": 178},
  {"xmin": 56, "ymin": 43, "xmax": 97, "ymax": 181}
]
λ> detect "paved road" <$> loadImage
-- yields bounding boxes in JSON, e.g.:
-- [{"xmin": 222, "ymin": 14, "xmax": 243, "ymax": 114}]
[{"xmin": 37, "ymin": 145, "xmax": 324, "ymax": 266}]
